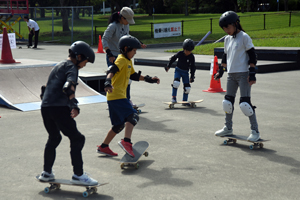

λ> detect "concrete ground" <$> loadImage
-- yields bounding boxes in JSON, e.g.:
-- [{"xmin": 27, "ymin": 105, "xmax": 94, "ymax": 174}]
[{"xmin": 0, "ymin": 44, "xmax": 300, "ymax": 200}]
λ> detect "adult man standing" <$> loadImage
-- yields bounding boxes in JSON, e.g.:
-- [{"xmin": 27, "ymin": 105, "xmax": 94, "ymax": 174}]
[{"xmin": 24, "ymin": 16, "xmax": 40, "ymax": 48}]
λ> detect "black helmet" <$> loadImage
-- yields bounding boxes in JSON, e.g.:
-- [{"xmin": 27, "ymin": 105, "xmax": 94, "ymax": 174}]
[
  {"xmin": 118, "ymin": 35, "xmax": 141, "ymax": 52},
  {"xmin": 219, "ymin": 11, "xmax": 239, "ymax": 28},
  {"xmin": 69, "ymin": 41, "xmax": 95, "ymax": 63},
  {"xmin": 183, "ymin": 39, "xmax": 194, "ymax": 51}
]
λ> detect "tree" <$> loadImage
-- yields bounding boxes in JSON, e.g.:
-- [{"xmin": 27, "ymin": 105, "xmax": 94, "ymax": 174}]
[
  {"xmin": 110, "ymin": 0, "xmax": 132, "ymax": 11},
  {"xmin": 283, "ymin": 0, "xmax": 289, "ymax": 11},
  {"xmin": 60, "ymin": 0, "xmax": 70, "ymax": 32}
]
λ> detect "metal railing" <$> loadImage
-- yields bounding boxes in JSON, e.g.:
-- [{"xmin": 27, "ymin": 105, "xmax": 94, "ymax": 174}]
[{"xmin": 94, "ymin": 11, "xmax": 300, "ymax": 43}]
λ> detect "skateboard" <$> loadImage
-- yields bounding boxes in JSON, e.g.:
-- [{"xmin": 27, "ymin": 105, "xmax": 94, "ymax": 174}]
[
  {"xmin": 164, "ymin": 99, "xmax": 203, "ymax": 109},
  {"xmin": 133, "ymin": 103, "xmax": 145, "ymax": 114},
  {"xmin": 220, "ymin": 134, "xmax": 270, "ymax": 150},
  {"xmin": 120, "ymin": 141, "xmax": 149, "ymax": 169},
  {"xmin": 35, "ymin": 175, "xmax": 108, "ymax": 198}
]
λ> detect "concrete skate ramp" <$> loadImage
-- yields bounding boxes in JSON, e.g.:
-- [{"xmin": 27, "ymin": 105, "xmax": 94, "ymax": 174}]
[{"xmin": 0, "ymin": 66, "xmax": 106, "ymax": 111}]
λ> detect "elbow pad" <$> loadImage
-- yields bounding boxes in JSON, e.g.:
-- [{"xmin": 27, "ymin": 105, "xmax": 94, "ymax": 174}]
[
  {"xmin": 130, "ymin": 71, "xmax": 141, "ymax": 81},
  {"xmin": 247, "ymin": 48, "xmax": 257, "ymax": 65},
  {"xmin": 63, "ymin": 81, "xmax": 77, "ymax": 97},
  {"xmin": 107, "ymin": 64, "xmax": 119, "ymax": 75}
]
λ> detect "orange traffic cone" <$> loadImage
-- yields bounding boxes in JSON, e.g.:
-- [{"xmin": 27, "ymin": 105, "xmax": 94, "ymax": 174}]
[
  {"xmin": 0, "ymin": 27, "xmax": 19, "ymax": 64},
  {"xmin": 96, "ymin": 35, "xmax": 104, "ymax": 53},
  {"xmin": 203, "ymin": 55, "xmax": 226, "ymax": 93}
]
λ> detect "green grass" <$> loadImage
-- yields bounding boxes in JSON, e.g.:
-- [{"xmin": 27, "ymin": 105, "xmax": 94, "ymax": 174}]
[
  {"xmin": 11, "ymin": 11, "xmax": 300, "ymax": 54},
  {"xmin": 168, "ymin": 26, "xmax": 300, "ymax": 55}
]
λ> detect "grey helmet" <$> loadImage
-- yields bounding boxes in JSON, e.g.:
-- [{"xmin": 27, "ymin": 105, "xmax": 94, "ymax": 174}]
[
  {"xmin": 219, "ymin": 11, "xmax": 239, "ymax": 28},
  {"xmin": 118, "ymin": 35, "xmax": 141, "ymax": 53},
  {"xmin": 69, "ymin": 41, "xmax": 95, "ymax": 63},
  {"xmin": 183, "ymin": 39, "xmax": 195, "ymax": 51}
]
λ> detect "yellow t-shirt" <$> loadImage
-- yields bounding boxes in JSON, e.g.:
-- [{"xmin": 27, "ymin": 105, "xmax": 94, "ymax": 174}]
[{"xmin": 107, "ymin": 54, "xmax": 135, "ymax": 101}]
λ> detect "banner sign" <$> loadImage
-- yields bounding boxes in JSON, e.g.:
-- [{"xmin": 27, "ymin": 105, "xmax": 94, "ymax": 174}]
[
  {"xmin": 153, "ymin": 22, "xmax": 181, "ymax": 38},
  {"xmin": 0, "ymin": 33, "xmax": 17, "ymax": 50}
]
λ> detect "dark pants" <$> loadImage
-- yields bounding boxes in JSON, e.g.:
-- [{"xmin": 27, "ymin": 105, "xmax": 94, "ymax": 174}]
[
  {"xmin": 28, "ymin": 29, "xmax": 39, "ymax": 47},
  {"xmin": 41, "ymin": 106, "xmax": 85, "ymax": 176}
]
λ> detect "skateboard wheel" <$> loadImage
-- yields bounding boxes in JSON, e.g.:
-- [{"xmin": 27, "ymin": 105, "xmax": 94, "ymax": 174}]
[
  {"xmin": 249, "ymin": 145, "xmax": 254, "ymax": 150},
  {"xmin": 134, "ymin": 163, "xmax": 139, "ymax": 169},
  {"xmin": 83, "ymin": 191, "xmax": 89, "ymax": 197},
  {"xmin": 144, "ymin": 152, "xmax": 149, "ymax": 157},
  {"xmin": 138, "ymin": 109, "xmax": 141, "ymax": 113},
  {"xmin": 120, "ymin": 163, "xmax": 125, "ymax": 169},
  {"xmin": 92, "ymin": 187, "xmax": 97, "ymax": 193},
  {"xmin": 44, "ymin": 187, "xmax": 50, "ymax": 193},
  {"xmin": 259, "ymin": 143, "xmax": 264, "ymax": 148},
  {"xmin": 223, "ymin": 140, "xmax": 228, "ymax": 145}
]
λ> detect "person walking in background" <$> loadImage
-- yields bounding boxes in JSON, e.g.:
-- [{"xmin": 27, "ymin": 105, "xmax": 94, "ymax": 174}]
[{"xmin": 23, "ymin": 16, "xmax": 40, "ymax": 49}]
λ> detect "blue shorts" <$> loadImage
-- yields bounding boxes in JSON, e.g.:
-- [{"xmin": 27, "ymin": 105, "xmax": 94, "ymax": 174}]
[{"xmin": 107, "ymin": 98, "xmax": 137, "ymax": 126}]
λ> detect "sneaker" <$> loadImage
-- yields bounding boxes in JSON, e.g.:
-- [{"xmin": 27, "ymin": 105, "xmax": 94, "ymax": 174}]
[
  {"xmin": 171, "ymin": 97, "xmax": 177, "ymax": 103},
  {"xmin": 38, "ymin": 171, "xmax": 55, "ymax": 181},
  {"xmin": 97, "ymin": 145, "xmax": 118, "ymax": 157},
  {"xmin": 215, "ymin": 126, "xmax": 233, "ymax": 137},
  {"xmin": 71, "ymin": 172, "xmax": 98, "ymax": 186},
  {"xmin": 247, "ymin": 130, "xmax": 260, "ymax": 142},
  {"xmin": 118, "ymin": 139, "xmax": 135, "ymax": 158}
]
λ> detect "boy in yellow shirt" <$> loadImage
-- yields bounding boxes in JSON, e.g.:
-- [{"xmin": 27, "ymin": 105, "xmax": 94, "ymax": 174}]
[{"xmin": 97, "ymin": 35, "xmax": 160, "ymax": 157}]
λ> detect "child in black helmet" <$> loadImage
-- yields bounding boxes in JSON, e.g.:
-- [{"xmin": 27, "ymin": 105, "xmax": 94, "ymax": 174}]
[
  {"xmin": 214, "ymin": 11, "xmax": 260, "ymax": 142},
  {"xmin": 38, "ymin": 41, "xmax": 98, "ymax": 185},
  {"xmin": 97, "ymin": 35, "xmax": 160, "ymax": 158},
  {"xmin": 165, "ymin": 39, "xmax": 196, "ymax": 105}
]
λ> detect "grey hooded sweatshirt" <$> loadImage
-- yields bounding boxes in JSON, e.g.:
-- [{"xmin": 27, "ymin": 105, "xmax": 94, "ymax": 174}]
[{"xmin": 102, "ymin": 22, "xmax": 130, "ymax": 56}]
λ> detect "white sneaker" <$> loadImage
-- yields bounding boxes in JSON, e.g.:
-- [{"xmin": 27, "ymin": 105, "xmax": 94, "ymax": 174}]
[
  {"xmin": 215, "ymin": 126, "xmax": 233, "ymax": 137},
  {"xmin": 247, "ymin": 130, "xmax": 260, "ymax": 142},
  {"xmin": 38, "ymin": 171, "xmax": 55, "ymax": 181},
  {"xmin": 71, "ymin": 172, "xmax": 98, "ymax": 186}
]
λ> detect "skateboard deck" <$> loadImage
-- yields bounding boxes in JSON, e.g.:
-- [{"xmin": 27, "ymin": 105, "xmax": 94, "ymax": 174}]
[
  {"xmin": 35, "ymin": 175, "xmax": 108, "ymax": 197},
  {"xmin": 220, "ymin": 134, "xmax": 270, "ymax": 149},
  {"xmin": 120, "ymin": 141, "xmax": 149, "ymax": 169},
  {"xmin": 164, "ymin": 99, "xmax": 203, "ymax": 109},
  {"xmin": 133, "ymin": 103, "xmax": 145, "ymax": 114}
]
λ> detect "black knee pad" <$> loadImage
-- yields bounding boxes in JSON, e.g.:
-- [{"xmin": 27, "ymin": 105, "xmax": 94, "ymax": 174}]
[
  {"xmin": 183, "ymin": 83, "xmax": 191, "ymax": 94},
  {"xmin": 126, "ymin": 113, "xmax": 139, "ymax": 126},
  {"xmin": 222, "ymin": 95, "xmax": 235, "ymax": 114},
  {"xmin": 172, "ymin": 78, "xmax": 180, "ymax": 89},
  {"xmin": 239, "ymin": 97, "xmax": 256, "ymax": 116},
  {"xmin": 112, "ymin": 124, "xmax": 125, "ymax": 134},
  {"xmin": 225, "ymin": 95, "xmax": 235, "ymax": 104}
]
